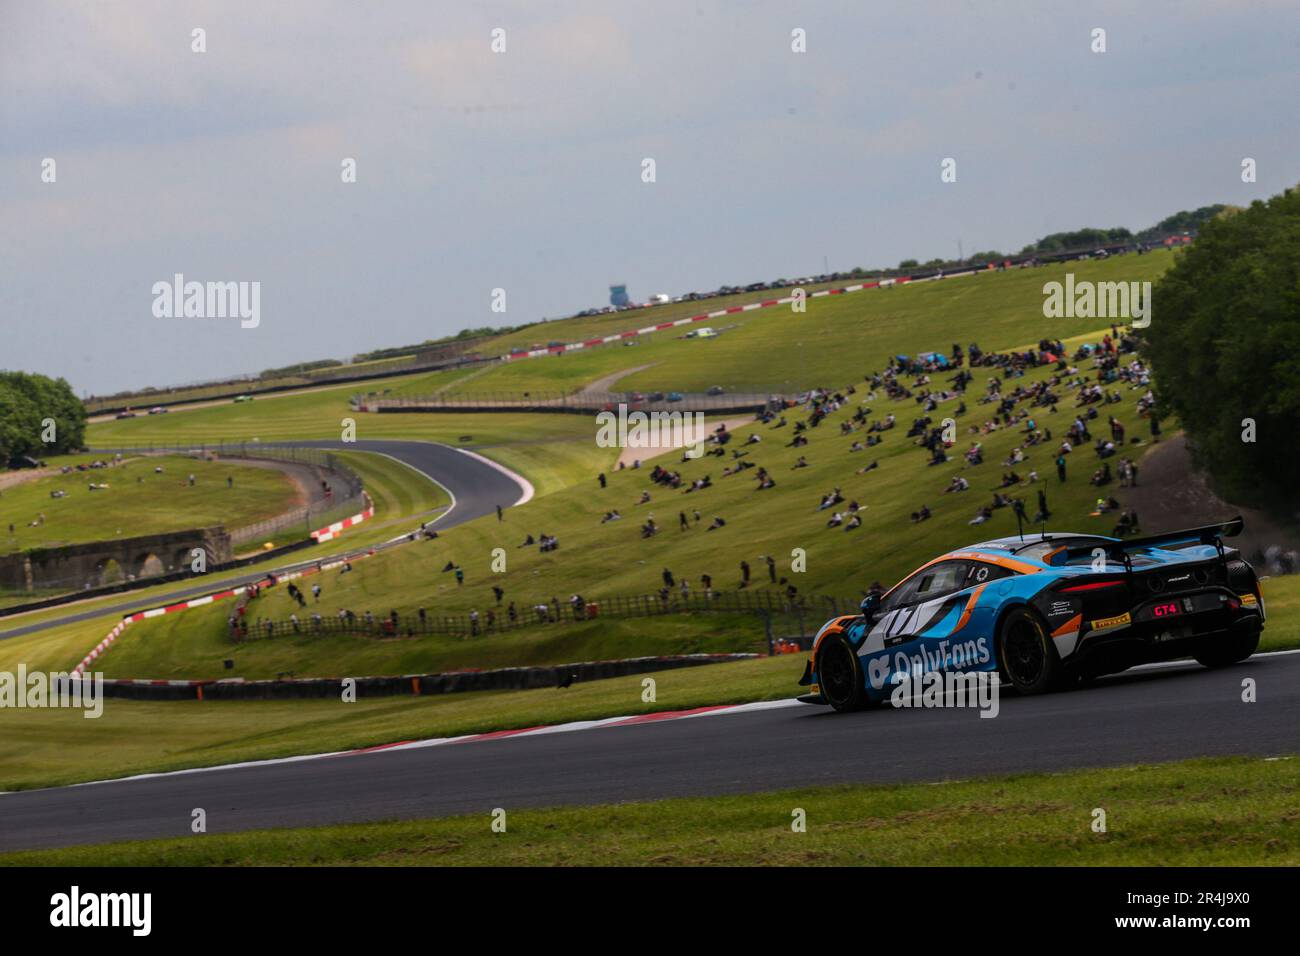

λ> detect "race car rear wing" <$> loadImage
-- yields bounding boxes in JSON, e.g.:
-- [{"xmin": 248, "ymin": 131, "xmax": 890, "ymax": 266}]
[
  {"xmin": 1046, "ymin": 516, "xmax": 1243, "ymax": 568},
  {"xmin": 1116, "ymin": 515, "xmax": 1243, "ymax": 552}
]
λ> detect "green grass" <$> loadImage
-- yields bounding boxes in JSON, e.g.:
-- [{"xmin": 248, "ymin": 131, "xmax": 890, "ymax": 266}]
[
  {"xmin": 82, "ymin": 352, "xmax": 455, "ymax": 414},
  {"xmin": 473, "ymin": 280, "xmax": 855, "ymax": 356},
  {"xmin": 100, "ymin": 609, "xmax": 761, "ymax": 681},
  {"xmin": 88, "ymin": 402, "xmax": 613, "ymax": 500},
  {"xmin": 5, "ymin": 245, "xmax": 1283, "ymax": 795},
  {"xmin": 0, "ymin": 454, "xmax": 299, "ymax": 554},
  {"xmin": 0, "ymin": 449, "xmax": 453, "ymax": 646},
  {"xmin": 93, "ymin": 324, "xmax": 1184, "ymax": 679},
  {"xmin": 0, "ymin": 654, "xmax": 793, "ymax": 791},
  {"xmin": 5, "ymin": 755, "xmax": 1296, "ymax": 865},
  {"xmin": 431, "ymin": 254, "xmax": 1175, "ymax": 397},
  {"xmin": 1, "ymin": 582, "xmax": 1296, "ymax": 792}
]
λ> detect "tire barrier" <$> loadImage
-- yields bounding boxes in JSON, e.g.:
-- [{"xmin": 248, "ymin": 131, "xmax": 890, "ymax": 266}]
[{"xmin": 89, "ymin": 653, "xmax": 760, "ymax": 701}]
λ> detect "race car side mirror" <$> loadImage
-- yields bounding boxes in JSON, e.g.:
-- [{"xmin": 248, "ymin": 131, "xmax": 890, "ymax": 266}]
[{"xmin": 860, "ymin": 593, "xmax": 881, "ymax": 618}]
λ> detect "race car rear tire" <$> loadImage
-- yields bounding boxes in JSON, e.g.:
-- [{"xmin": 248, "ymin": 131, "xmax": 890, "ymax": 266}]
[
  {"xmin": 817, "ymin": 633, "xmax": 867, "ymax": 712},
  {"xmin": 1194, "ymin": 626, "xmax": 1260, "ymax": 668},
  {"xmin": 997, "ymin": 607, "xmax": 1060, "ymax": 695}
]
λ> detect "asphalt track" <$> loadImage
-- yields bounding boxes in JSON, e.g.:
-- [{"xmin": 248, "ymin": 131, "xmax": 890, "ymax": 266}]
[
  {"xmin": 0, "ymin": 440, "xmax": 530, "ymax": 642},
  {"xmin": 2, "ymin": 651, "xmax": 1298, "ymax": 852}
]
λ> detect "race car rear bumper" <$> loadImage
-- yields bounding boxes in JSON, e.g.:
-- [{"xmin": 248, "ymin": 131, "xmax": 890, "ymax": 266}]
[{"xmin": 1068, "ymin": 600, "xmax": 1262, "ymax": 676}]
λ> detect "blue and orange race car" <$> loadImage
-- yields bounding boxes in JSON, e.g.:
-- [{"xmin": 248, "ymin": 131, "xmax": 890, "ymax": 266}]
[{"xmin": 799, "ymin": 517, "xmax": 1265, "ymax": 711}]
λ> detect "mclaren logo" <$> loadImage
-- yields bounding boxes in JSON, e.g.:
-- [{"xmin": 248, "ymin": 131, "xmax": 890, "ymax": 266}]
[{"xmin": 1090, "ymin": 611, "xmax": 1132, "ymax": 632}]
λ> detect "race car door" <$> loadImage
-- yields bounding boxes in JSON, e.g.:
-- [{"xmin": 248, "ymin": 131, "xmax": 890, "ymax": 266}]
[{"xmin": 872, "ymin": 559, "xmax": 973, "ymax": 652}]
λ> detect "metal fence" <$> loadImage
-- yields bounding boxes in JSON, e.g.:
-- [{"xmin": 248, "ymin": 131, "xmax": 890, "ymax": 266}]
[
  {"xmin": 230, "ymin": 588, "xmax": 861, "ymax": 644},
  {"xmin": 355, "ymin": 390, "xmax": 790, "ymax": 416}
]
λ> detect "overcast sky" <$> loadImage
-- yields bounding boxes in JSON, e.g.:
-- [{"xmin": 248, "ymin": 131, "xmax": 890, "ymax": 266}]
[{"xmin": 2, "ymin": 0, "xmax": 1296, "ymax": 396}]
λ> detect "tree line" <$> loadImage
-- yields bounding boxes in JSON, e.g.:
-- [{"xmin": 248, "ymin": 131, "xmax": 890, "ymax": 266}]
[
  {"xmin": 0, "ymin": 371, "xmax": 86, "ymax": 463},
  {"xmin": 1144, "ymin": 187, "xmax": 1298, "ymax": 515}
]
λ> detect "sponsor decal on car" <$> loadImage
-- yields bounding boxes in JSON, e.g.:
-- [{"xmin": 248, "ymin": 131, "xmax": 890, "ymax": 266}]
[{"xmin": 1089, "ymin": 611, "xmax": 1132, "ymax": 632}]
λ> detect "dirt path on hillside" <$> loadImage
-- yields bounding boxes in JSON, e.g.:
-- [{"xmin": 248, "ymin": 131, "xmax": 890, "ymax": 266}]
[
  {"xmin": 614, "ymin": 415, "xmax": 757, "ymax": 469},
  {"xmin": 1124, "ymin": 434, "xmax": 1297, "ymax": 566},
  {"xmin": 576, "ymin": 364, "xmax": 658, "ymax": 397}
]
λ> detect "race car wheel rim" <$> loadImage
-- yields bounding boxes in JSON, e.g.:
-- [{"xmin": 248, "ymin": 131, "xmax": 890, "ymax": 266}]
[
  {"xmin": 1004, "ymin": 619, "xmax": 1045, "ymax": 686},
  {"xmin": 820, "ymin": 641, "xmax": 855, "ymax": 705}
]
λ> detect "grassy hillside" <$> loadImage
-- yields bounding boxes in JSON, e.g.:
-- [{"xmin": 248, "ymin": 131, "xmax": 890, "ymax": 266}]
[
  {"xmin": 0, "ymin": 454, "xmax": 299, "ymax": 554},
  {"xmin": 93, "ymin": 325, "xmax": 1186, "ymax": 679},
  {"xmin": 88, "ymin": 404, "xmax": 615, "ymax": 500},
  {"xmin": 428, "ymin": 253, "xmax": 1174, "ymax": 397}
]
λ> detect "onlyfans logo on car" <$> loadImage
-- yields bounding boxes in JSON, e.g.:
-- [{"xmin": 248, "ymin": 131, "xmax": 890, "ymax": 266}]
[
  {"xmin": 865, "ymin": 637, "xmax": 999, "ymax": 717},
  {"xmin": 865, "ymin": 637, "xmax": 991, "ymax": 688}
]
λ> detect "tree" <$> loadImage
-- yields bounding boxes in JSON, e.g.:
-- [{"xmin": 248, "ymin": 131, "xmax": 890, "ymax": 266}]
[
  {"xmin": 1142, "ymin": 186, "xmax": 1300, "ymax": 515},
  {"xmin": 0, "ymin": 371, "xmax": 86, "ymax": 462}
]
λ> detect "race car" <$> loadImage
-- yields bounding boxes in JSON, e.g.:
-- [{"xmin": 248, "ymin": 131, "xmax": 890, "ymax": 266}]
[{"xmin": 799, "ymin": 517, "xmax": 1264, "ymax": 711}]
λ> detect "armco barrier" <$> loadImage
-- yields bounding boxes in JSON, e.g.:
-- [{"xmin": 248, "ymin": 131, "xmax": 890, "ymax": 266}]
[{"xmin": 89, "ymin": 653, "xmax": 759, "ymax": 700}]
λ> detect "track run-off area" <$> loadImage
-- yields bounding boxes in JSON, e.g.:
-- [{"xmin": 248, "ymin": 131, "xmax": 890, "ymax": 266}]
[{"xmin": 2, "ymin": 650, "xmax": 1297, "ymax": 851}]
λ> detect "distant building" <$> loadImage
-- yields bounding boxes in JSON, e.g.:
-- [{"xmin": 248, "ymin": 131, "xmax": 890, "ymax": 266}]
[{"xmin": 609, "ymin": 284, "xmax": 630, "ymax": 307}]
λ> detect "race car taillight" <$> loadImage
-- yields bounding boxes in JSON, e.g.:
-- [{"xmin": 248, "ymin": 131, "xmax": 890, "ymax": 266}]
[{"xmin": 1059, "ymin": 580, "xmax": 1126, "ymax": 592}]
